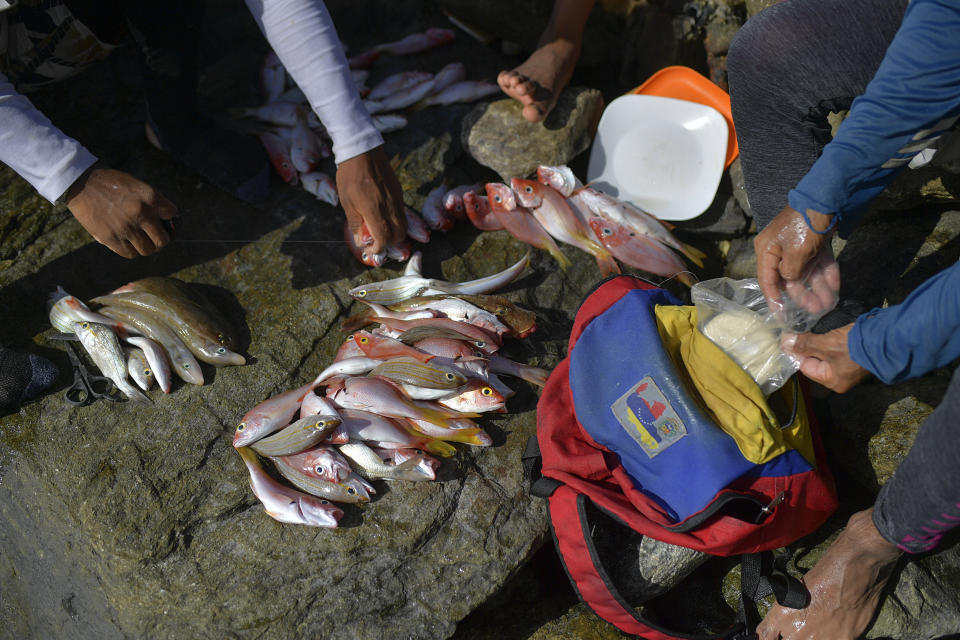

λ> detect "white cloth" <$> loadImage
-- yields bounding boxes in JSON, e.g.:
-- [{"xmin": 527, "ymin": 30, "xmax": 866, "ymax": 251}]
[
  {"xmin": 244, "ymin": 0, "xmax": 383, "ymax": 164},
  {"xmin": 0, "ymin": 71, "xmax": 97, "ymax": 203}
]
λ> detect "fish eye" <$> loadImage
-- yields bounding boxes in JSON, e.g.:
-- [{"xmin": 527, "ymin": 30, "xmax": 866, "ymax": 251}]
[
  {"xmin": 475, "ymin": 340, "xmax": 486, "ymax": 348},
  {"xmin": 358, "ymin": 336, "xmax": 369, "ymax": 344},
  {"xmin": 144, "ymin": 369, "xmax": 151, "ymax": 376},
  {"xmin": 80, "ymin": 322, "xmax": 89, "ymax": 329},
  {"xmin": 320, "ymin": 499, "xmax": 330, "ymax": 505},
  {"xmin": 236, "ymin": 422, "xmax": 245, "ymax": 431},
  {"xmin": 315, "ymin": 465, "xmax": 324, "ymax": 474},
  {"xmin": 524, "ymin": 185, "xmax": 533, "ymax": 193},
  {"xmin": 356, "ymin": 289, "xmax": 367, "ymax": 297},
  {"xmin": 346, "ymin": 335, "xmax": 354, "ymax": 341},
  {"xmin": 445, "ymin": 373, "xmax": 455, "ymax": 380},
  {"xmin": 493, "ymin": 195, "xmax": 501, "ymax": 203},
  {"xmin": 346, "ymin": 487, "xmax": 356, "ymax": 495},
  {"xmin": 217, "ymin": 347, "xmax": 226, "ymax": 354},
  {"xmin": 482, "ymin": 387, "xmax": 493, "ymax": 396},
  {"xmin": 603, "ymin": 227, "xmax": 613, "ymax": 236},
  {"xmin": 183, "ymin": 363, "xmax": 191, "ymax": 369}
]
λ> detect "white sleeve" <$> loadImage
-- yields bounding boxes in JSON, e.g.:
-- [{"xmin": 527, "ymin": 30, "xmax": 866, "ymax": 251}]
[
  {"xmin": 0, "ymin": 72, "xmax": 97, "ymax": 203},
  {"xmin": 244, "ymin": 0, "xmax": 384, "ymax": 164}
]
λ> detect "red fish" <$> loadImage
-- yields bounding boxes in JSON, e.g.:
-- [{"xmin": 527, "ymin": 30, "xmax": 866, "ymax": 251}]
[
  {"xmin": 420, "ymin": 184, "xmax": 453, "ymax": 231},
  {"xmin": 485, "ymin": 183, "xmax": 570, "ymax": 269},
  {"xmin": 463, "ymin": 192, "xmax": 503, "ymax": 231},
  {"xmin": 404, "ymin": 207, "xmax": 431, "ymax": 243},
  {"xmin": 344, "ymin": 221, "xmax": 385, "ymax": 267},
  {"xmin": 588, "ymin": 216, "xmax": 695, "ymax": 286},
  {"xmin": 511, "ymin": 178, "xmax": 620, "ymax": 276},
  {"xmin": 352, "ymin": 330, "xmax": 434, "ymax": 363},
  {"xmin": 258, "ymin": 131, "xmax": 298, "ymax": 185}
]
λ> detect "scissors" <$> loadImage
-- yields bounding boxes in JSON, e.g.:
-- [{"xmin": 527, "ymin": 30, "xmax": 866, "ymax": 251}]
[{"xmin": 48, "ymin": 333, "xmax": 123, "ymax": 406}]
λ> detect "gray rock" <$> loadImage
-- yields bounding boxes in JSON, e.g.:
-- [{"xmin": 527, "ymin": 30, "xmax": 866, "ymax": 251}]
[
  {"xmin": 719, "ymin": 235, "xmax": 758, "ymax": 279},
  {"xmin": 745, "ymin": 0, "xmax": 785, "ymax": 18},
  {"xmin": 462, "ymin": 88, "xmax": 604, "ymax": 182}
]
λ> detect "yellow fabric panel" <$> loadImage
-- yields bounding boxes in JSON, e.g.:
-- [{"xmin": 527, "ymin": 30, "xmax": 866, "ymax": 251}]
[{"xmin": 654, "ymin": 305, "xmax": 815, "ymax": 466}]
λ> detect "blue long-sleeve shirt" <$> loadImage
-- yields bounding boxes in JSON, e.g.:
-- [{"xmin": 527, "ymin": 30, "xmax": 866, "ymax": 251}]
[
  {"xmin": 849, "ymin": 260, "xmax": 960, "ymax": 384},
  {"xmin": 788, "ymin": 0, "xmax": 960, "ymax": 236}
]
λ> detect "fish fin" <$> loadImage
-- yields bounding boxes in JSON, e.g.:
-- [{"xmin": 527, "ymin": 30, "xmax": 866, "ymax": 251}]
[
  {"xmin": 548, "ymin": 246, "xmax": 572, "ymax": 270},
  {"xmin": 340, "ymin": 310, "xmax": 375, "ymax": 333},
  {"xmin": 595, "ymin": 252, "xmax": 622, "ymax": 277},
  {"xmin": 679, "ymin": 242, "xmax": 707, "ymax": 268},
  {"xmin": 422, "ymin": 439, "xmax": 458, "ymax": 457}
]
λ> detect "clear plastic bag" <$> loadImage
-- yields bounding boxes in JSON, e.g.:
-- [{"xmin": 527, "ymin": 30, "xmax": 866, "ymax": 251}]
[{"xmin": 691, "ymin": 278, "xmax": 833, "ymax": 395}]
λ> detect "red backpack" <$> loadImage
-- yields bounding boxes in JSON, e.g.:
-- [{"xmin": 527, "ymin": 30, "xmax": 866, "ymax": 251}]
[{"xmin": 526, "ymin": 276, "xmax": 838, "ymax": 638}]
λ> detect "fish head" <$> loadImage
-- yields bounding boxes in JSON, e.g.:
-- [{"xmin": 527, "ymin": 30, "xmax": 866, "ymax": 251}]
[
  {"xmin": 536, "ymin": 165, "xmax": 578, "ymax": 197},
  {"xmin": 425, "ymin": 27, "xmax": 455, "ymax": 44},
  {"xmin": 258, "ymin": 132, "xmax": 298, "ymax": 184},
  {"xmin": 484, "ymin": 183, "xmax": 517, "ymax": 211},
  {"xmin": 442, "ymin": 191, "xmax": 464, "ymax": 215},
  {"xmin": 338, "ymin": 478, "xmax": 372, "ymax": 502},
  {"xmin": 172, "ymin": 356, "xmax": 204, "ymax": 385},
  {"xmin": 299, "ymin": 496, "xmax": 344, "ymax": 527},
  {"xmin": 510, "ymin": 178, "xmax": 543, "ymax": 209},
  {"xmin": 588, "ymin": 216, "xmax": 618, "ymax": 244},
  {"xmin": 335, "ymin": 336, "xmax": 365, "ymax": 361}
]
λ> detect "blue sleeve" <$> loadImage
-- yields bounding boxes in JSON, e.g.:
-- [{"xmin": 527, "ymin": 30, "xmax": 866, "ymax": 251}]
[
  {"xmin": 788, "ymin": 0, "xmax": 960, "ymax": 236},
  {"xmin": 848, "ymin": 261, "xmax": 960, "ymax": 384}
]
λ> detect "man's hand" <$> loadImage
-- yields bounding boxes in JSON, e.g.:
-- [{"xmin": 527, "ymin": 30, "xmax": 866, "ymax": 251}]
[
  {"xmin": 755, "ymin": 206, "xmax": 840, "ymax": 317},
  {"xmin": 781, "ymin": 324, "xmax": 870, "ymax": 393},
  {"xmin": 336, "ymin": 145, "xmax": 406, "ymax": 255},
  {"xmin": 66, "ymin": 166, "xmax": 178, "ymax": 258}
]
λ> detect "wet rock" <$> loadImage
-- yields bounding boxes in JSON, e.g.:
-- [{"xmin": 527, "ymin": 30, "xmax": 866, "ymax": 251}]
[
  {"xmin": 528, "ymin": 603, "xmax": 627, "ymax": 640},
  {"xmin": 745, "ymin": 0, "xmax": 784, "ymax": 17},
  {"xmin": 462, "ymin": 87, "xmax": 604, "ymax": 182},
  {"xmin": 719, "ymin": 235, "xmax": 757, "ymax": 279}
]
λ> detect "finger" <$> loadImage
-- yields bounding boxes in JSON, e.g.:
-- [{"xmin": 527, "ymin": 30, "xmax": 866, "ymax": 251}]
[
  {"xmin": 126, "ymin": 227, "xmax": 159, "ymax": 257},
  {"xmin": 362, "ymin": 212, "xmax": 390, "ymax": 254},
  {"xmin": 784, "ymin": 278, "xmax": 825, "ymax": 315},
  {"xmin": 141, "ymin": 216, "xmax": 172, "ymax": 251},
  {"xmin": 785, "ymin": 331, "xmax": 828, "ymax": 359},
  {"xmin": 822, "ymin": 258, "xmax": 841, "ymax": 292},
  {"xmin": 153, "ymin": 192, "xmax": 179, "ymax": 221},
  {"xmin": 756, "ymin": 247, "xmax": 785, "ymax": 306},
  {"xmin": 805, "ymin": 268, "xmax": 838, "ymax": 313},
  {"xmin": 798, "ymin": 356, "xmax": 833, "ymax": 387},
  {"xmin": 109, "ymin": 238, "xmax": 139, "ymax": 259}
]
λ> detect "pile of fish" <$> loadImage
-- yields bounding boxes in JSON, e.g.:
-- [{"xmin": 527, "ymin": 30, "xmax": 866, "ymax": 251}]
[
  {"xmin": 232, "ymin": 26, "xmax": 499, "ymax": 210},
  {"xmin": 233, "ymin": 251, "xmax": 550, "ymax": 528},
  {"xmin": 419, "ymin": 165, "xmax": 707, "ymax": 286},
  {"xmin": 48, "ymin": 277, "xmax": 246, "ymax": 400}
]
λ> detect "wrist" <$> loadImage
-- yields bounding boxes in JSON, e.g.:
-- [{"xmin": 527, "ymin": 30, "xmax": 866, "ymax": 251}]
[
  {"xmin": 849, "ymin": 508, "xmax": 902, "ymax": 563},
  {"xmin": 61, "ymin": 162, "xmax": 101, "ymax": 207},
  {"xmin": 799, "ymin": 208, "xmax": 837, "ymax": 235}
]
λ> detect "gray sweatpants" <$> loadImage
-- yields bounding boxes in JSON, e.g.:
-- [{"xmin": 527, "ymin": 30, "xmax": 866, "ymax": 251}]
[
  {"xmin": 727, "ymin": 0, "xmax": 960, "ymax": 554},
  {"xmin": 726, "ymin": 0, "xmax": 908, "ymax": 229}
]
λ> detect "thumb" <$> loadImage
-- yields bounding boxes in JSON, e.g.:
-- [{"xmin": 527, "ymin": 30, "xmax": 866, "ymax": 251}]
[{"xmin": 781, "ymin": 331, "xmax": 827, "ymax": 359}]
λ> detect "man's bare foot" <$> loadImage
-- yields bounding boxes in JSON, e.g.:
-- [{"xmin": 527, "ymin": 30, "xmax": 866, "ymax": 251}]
[
  {"xmin": 757, "ymin": 509, "xmax": 902, "ymax": 640},
  {"xmin": 498, "ymin": 36, "xmax": 580, "ymax": 123}
]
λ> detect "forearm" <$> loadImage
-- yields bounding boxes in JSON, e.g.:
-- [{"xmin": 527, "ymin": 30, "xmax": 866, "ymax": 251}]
[
  {"xmin": 848, "ymin": 261, "xmax": 960, "ymax": 383},
  {"xmin": 244, "ymin": 0, "xmax": 383, "ymax": 164},
  {"xmin": 789, "ymin": 0, "xmax": 960, "ymax": 235},
  {"xmin": 0, "ymin": 72, "xmax": 97, "ymax": 203}
]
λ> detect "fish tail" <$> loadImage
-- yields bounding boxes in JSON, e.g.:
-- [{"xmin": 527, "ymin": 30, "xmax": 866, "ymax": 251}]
[
  {"xmin": 679, "ymin": 242, "xmax": 707, "ymax": 268},
  {"xmin": 118, "ymin": 378, "xmax": 152, "ymax": 403},
  {"xmin": 594, "ymin": 250, "xmax": 622, "ymax": 277},
  {"xmin": 422, "ymin": 439, "xmax": 458, "ymax": 458},
  {"xmin": 547, "ymin": 245, "xmax": 572, "ymax": 270},
  {"xmin": 409, "ymin": 403, "xmax": 458, "ymax": 428},
  {"xmin": 516, "ymin": 364, "xmax": 550, "ymax": 387},
  {"xmin": 676, "ymin": 271, "xmax": 698, "ymax": 287},
  {"xmin": 339, "ymin": 310, "xmax": 375, "ymax": 332}
]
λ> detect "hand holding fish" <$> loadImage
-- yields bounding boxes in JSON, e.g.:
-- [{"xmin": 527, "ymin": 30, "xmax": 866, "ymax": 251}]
[
  {"xmin": 65, "ymin": 166, "xmax": 178, "ymax": 259},
  {"xmin": 337, "ymin": 146, "xmax": 407, "ymax": 254}
]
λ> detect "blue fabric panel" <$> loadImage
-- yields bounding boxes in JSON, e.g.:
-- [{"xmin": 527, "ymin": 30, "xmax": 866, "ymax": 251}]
[
  {"xmin": 569, "ymin": 289, "xmax": 760, "ymax": 522},
  {"xmin": 748, "ymin": 448, "xmax": 812, "ymax": 479}
]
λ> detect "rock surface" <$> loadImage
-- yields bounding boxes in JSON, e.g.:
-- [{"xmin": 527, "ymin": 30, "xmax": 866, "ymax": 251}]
[{"xmin": 462, "ymin": 88, "xmax": 604, "ymax": 182}]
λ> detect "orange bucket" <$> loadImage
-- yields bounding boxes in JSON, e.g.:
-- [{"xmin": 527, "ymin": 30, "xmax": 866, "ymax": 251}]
[{"xmin": 630, "ymin": 66, "xmax": 739, "ymax": 169}]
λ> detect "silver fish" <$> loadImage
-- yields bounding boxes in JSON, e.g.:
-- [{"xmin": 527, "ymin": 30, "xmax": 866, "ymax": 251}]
[
  {"xmin": 338, "ymin": 442, "xmax": 434, "ymax": 481},
  {"xmin": 271, "ymin": 456, "xmax": 371, "ymax": 503},
  {"xmin": 123, "ymin": 335, "xmax": 173, "ymax": 394},
  {"xmin": 348, "ymin": 250, "xmax": 530, "ymax": 305},
  {"xmin": 124, "ymin": 347, "xmax": 154, "ymax": 392},
  {"xmin": 369, "ymin": 357, "xmax": 467, "ymax": 389},
  {"xmin": 249, "ymin": 413, "xmax": 342, "ymax": 457},
  {"xmin": 98, "ymin": 305, "xmax": 203, "ymax": 386},
  {"xmin": 73, "ymin": 321, "xmax": 149, "ymax": 403},
  {"xmin": 48, "ymin": 287, "xmax": 127, "ymax": 334},
  {"xmin": 236, "ymin": 447, "xmax": 343, "ymax": 527}
]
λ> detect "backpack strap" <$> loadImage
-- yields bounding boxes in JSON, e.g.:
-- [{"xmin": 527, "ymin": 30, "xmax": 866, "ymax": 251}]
[
  {"xmin": 523, "ymin": 436, "xmax": 562, "ymax": 497},
  {"xmin": 547, "ymin": 484, "xmax": 750, "ymax": 640}
]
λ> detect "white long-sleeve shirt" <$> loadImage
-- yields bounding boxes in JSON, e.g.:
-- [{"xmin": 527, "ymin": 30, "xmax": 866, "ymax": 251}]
[{"xmin": 0, "ymin": 0, "xmax": 382, "ymax": 203}]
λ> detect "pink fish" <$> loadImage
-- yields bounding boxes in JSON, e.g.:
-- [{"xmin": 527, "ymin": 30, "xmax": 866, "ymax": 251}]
[
  {"xmin": 437, "ymin": 379, "xmax": 506, "ymax": 414},
  {"xmin": 411, "ymin": 337, "xmax": 479, "ymax": 359},
  {"xmin": 385, "ymin": 240, "xmax": 412, "ymax": 263},
  {"xmin": 236, "ymin": 447, "xmax": 343, "ymax": 527},
  {"xmin": 261, "ymin": 51, "xmax": 286, "ymax": 102},
  {"xmin": 338, "ymin": 408, "xmax": 456, "ymax": 458},
  {"xmin": 375, "ymin": 316, "xmax": 501, "ymax": 353},
  {"xmin": 536, "ymin": 165, "xmax": 582, "ymax": 197},
  {"xmin": 404, "ymin": 207, "xmax": 431, "ymax": 243},
  {"xmin": 353, "ymin": 330, "xmax": 434, "ymax": 363},
  {"xmin": 442, "ymin": 183, "xmax": 481, "ymax": 221},
  {"xmin": 368, "ymin": 71, "xmax": 433, "ymax": 101},
  {"xmin": 279, "ymin": 445, "xmax": 354, "ymax": 483},
  {"xmin": 588, "ymin": 216, "xmax": 695, "ymax": 286},
  {"xmin": 428, "ymin": 62, "xmax": 467, "ymax": 95},
  {"xmin": 344, "ymin": 220, "xmax": 386, "ymax": 267},
  {"xmin": 290, "ymin": 106, "xmax": 325, "ymax": 173},
  {"xmin": 330, "ymin": 376, "xmax": 463, "ymax": 428},
  {"xmin": 259, "ymin": 131, "xmax": 298, "ymax": 185},
  {"xmin": 486, "ymin": 183, "xmax": 571, "ymax": 269},
  {"xmin": 373, "ymin": 28, "xmax": 455, "ymax": 56},
  {"xmin": 420, "ymin": 80, "xmax": 500, "ymax": 107},
  {"xmin": 335, "ymin": 335, "xmax": 366, "ymax": 361},
  {"xmin": 420, "ymin": 184, "xmax": 453, "ymax": 231},
  {"xmin": 511, "ymin": 178, "xmax": 620, "ymax": 276},
  {"xmin": 366, "ymin": 77, "xmax": 437, "ymax": 113},
  {"xmin": 487, "ymin": 353, "xmax": 551, "ymax": 387},
  {"xmin": 234, "ymin": 381, "xmax": 316, "ymax": 448},
  {"xmin": 463, "ymin": 192, "xmax": 503, "ymax": 231},
  {"xmin": 301, "ymin": 171, "xmax": 338, "ymax": 205}
]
